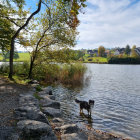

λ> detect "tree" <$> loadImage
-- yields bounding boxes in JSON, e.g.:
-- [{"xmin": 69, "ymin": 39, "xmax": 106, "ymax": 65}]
[
  {"xmin": 9, "ymin": 0, "xmax": 42, "ymax": 79},
  {"xmin": 131, "ymin": 45, "xmax": 138, "ymax": 58},
  {"xmin": 98, "ymin": 46, "xmax": 105, "ymax": 57},
  {"xmin": 25, "ymin": 0, "xmax": 86, "ymax": 79},
  {"xmin": 1, "ymin": 0, "xmax": 87, "ymax": 79},
  {"xmin": 125, "ymin": 45, "xmax": 131, "ymax": 56}
]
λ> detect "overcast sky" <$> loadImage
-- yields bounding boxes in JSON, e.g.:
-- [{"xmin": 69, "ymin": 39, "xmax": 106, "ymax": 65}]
[{"xmin": 76, "ymin": 0, "xmax": 140, "ymax": 49}]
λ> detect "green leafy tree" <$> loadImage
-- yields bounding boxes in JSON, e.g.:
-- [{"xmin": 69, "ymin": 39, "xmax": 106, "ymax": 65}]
[
  {"xmin": 131, "ymin": 45, "xmax": 138, "ymax": 58},
  {"xmin": 25, "ymin": 0, "xmax": 86, "ymax": 78},
  {"xmin": 98, "ymin": 46, "xmax": 105, "ymax": 57},
  {"xmin": 125, "ymin": 45, "xmax": 131, "ymax": 56},
  {"xmin": 1, "ymin": 0, "xmax": 86, "ymax": 79}
]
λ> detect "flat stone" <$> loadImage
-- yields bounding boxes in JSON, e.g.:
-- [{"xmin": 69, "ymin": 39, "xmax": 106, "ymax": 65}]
[
  {"xmin": 42, "ymin": 107, "xmax": 61, "ymax": 118},
  {"xmin": 61, "ymin": 132, "xmax": 88, "ymax": 140},
  {"xmin": 39, "ymin": 87, "xmax": 53, "ymax": 95},
  {"xmin": 17, "ymin": 120, "xmax": 52, "ymax": 139},
  {"xmin": 52, "ymin": 118, "xmax": 64, "ymax": 123},
  {"xmin": 60, "ymin": 124, "xmax": 79, "ymax": 134},
  {"xmin": 40, "ymin": 98, "xmax": 60, "ymax": 109},
  {"xmin": 40, "ymin": 95, "xmax": 55, "ymax": 100}
]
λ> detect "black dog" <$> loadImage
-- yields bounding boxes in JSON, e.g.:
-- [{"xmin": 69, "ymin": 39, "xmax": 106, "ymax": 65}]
[{"xmin": 75, "ymin": 99, "xmax": 95, "ymax": 116}]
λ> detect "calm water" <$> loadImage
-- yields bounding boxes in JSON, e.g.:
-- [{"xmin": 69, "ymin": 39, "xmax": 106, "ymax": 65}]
[{"xmin": 53, "ymin": 64, "xmax": 140, "ymax": 140}]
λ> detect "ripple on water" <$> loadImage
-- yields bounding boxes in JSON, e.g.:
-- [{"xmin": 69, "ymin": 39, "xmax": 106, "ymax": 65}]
[{"xmin": 53, "ymin": 64, "xmax": 140, "ymax": 140}]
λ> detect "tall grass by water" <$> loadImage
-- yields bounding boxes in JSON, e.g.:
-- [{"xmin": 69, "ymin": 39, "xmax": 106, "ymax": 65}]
[{"xmin": 0, "ymin": 62, "xmax": 86, "ymax": 86}]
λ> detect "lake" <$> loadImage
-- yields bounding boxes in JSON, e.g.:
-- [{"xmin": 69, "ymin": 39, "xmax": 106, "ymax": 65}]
[{"xmin": 52, "ymin": 64, "xmax": 140, "ymax": 140}]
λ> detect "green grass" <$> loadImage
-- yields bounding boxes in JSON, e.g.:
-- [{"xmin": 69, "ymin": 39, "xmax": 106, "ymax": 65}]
[
  {"xmin": 16, "ymin": 53, "xmax": 30, "ymax": 62},
  {"xmin": 84, "ymin": 57, "xmax": 108, "ymax": 63},
  {"xmin": 33, "ymin": 93, "xmax": 43, "ymax": 100},
  {"xmin": 0, "ymin": 53, "xmax": 30, "ymax": 62}
]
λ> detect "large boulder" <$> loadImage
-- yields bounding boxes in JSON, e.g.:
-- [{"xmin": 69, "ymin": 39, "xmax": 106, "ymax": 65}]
[
  {"xmin": 17, "ymin": 120, "xmax": 54, "ymax": 139},
  {"xmin": 42, "ymin": 107, "xmax": 61, "ymax": 118}
]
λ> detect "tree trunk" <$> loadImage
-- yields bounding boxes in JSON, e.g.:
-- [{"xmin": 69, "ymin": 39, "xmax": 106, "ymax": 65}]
[
  {"xmin": 8, "ymin": 38, "xmax": 14, "ymax": 79},
  {"xmin": 28, "ymin": 56, "xmax": 34, "ymax": 79},
  {"xmin": 8, "ymin": 0, "xmax": 42, "ymax": 80}
]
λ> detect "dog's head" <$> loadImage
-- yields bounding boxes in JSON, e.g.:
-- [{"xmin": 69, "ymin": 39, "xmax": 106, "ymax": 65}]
[{"xmin": 89, "ymin": 100, "xmax": 95, "ymax": 106}]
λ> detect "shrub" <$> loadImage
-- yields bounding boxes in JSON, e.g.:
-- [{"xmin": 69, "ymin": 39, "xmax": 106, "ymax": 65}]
[
  {"xmin": 108, "ymin": 57, "xmax": 140, "ymax": 64},
  {"xmin": 0, "ymin": 62, "xmax": 87, "ymax": 86},
  {"xmin": 32, "ymin": 63, "xmax": 87, "ymax": 86}
]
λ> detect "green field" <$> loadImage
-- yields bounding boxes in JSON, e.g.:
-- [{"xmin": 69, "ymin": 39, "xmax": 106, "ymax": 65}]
[
  {"xmin": 84, "ymin": 57, "xmax": 108, "ymax": 63},
  {"xmin": 0, "ymin": 53, "xmax": 30, "ymax": 62}
]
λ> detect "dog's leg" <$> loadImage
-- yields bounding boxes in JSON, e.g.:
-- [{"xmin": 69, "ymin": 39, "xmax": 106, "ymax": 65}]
[
  {"xmin": 88, "ymin": 109, "xmax": 91, "ymax": 117},
  {"xmin": 80, "ymin": 107, "xmax": 82, "ymax": 113},
  {"xmin": 89, "ymin": 109, "xmax": 91, "ymax": 116}
]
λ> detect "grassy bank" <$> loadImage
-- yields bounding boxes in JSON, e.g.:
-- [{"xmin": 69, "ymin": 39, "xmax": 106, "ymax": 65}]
[
  {"xmin": 0, "ymin": 53, "xmax": 30, "ymax": 62},
  {"xmin": 84, "ymin": 57, "xmax": 108, "ymax": 63}
]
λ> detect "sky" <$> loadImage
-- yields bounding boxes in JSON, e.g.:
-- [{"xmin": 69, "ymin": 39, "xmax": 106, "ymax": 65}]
[
  {"xmin": 76, "ymin": 0, "xmax": 140, "ymax": 49},
  {"xmin": 19, "ymin": 0, "xmax": 140, "ymax": 51}
]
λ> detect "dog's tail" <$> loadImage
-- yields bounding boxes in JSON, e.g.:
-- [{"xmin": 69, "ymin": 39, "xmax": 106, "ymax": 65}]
[{"xmin": 75, "ymin": 99, "xmax": 81, "ymax": 104}]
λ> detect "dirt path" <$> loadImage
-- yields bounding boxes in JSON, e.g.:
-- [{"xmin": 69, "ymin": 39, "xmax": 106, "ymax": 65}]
[{"xmin": 0, "ymin": 77, "xmax": 30, "ymax": 127}]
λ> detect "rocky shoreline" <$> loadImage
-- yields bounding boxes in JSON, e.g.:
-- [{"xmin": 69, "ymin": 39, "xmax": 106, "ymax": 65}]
[{"xmin": 0, "ymin": 79, "xmax": 127, "ymax": 140}]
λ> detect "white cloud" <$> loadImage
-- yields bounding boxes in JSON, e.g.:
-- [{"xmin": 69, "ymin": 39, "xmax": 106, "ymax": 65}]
[{"xmin": 76, "ymin": 0, "xmax": 140, "ymax": 49}]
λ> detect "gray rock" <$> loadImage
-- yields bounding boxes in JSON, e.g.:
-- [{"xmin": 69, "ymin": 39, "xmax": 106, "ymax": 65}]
[
  {"xmin": 42, "ymin": 107, "xmax": 61, "ymax": 118},
  {"xmin": 0, "ymin": 126, "xmax": 19, "ymax": 140},
  {"xmin": 40, "ymin": 95, "xmax": 55, "ymax": 100},
  {"xmin": 19, "ymin": 94, "xmax": 39, "ymax": 105},
  {"xmin": 39, "ymin": 87, "xmax": 53, "ymax": 95},
  {"xmin": 60, "ymin": 124, "xmax": 79, "ymax": 134},
  {"xmin": 14, "ymin": 107, "xmax": 49, "ymax": 124},
  {"xmin": 61, "ymin": 132, "xmax": 88, "ymax": 140},
  {"xmin": 40, "ymin": 98, "xmax": 60, "ymax": 109},
  {"xmin": 40, "ymin": 131, "xmax": 57, "ymax": 140},
  {"xmin": 47, "ymin": 95, "xmax": 55, "ymax": 100},
  {"xmin": 17, "ymin": 120, "xmax": 52, "ymax": 139},
  {"xmin": 52, "ymin": 118, "xmax": 64, "ymax": 123}
]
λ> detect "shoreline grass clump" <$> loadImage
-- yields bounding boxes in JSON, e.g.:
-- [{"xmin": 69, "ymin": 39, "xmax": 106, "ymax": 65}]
[{"xmin": 58, "ymin": 63, "xmax": 87, "ymax": 86}]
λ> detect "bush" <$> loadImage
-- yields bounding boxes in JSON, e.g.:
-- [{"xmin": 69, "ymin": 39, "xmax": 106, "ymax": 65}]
[
  {"xmin": 32, "ymin": 63, "xmax": 87, "ymax": 86},
  {"xmin": 0, "ymin": 62, "xmax": 29, "ymax": 76},
  {"xmin": 13, "ymin": 61, "xmax": 30, "ymax": 76},
  {"xmin": 0, "ymin": 62, "xmax": 87, "ymax": 86},
  {"xmin": 0, "ymin": 63, "xmax": 9, "ymax": 74},
  {"xmin": 108, "ymin": 57, "xmax": 140, "ymax": 64}
]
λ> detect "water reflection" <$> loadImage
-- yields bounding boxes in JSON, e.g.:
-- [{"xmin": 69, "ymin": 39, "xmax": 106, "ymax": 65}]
[{"xmin": 53, "ymin": 64, "xmax": 140, "ymax": 140}]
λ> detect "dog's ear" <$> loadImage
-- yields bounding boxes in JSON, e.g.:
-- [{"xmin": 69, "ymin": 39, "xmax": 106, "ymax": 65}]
[{"xmin": 89, "ymin": 100, "xmax": 95, "ymax": 105}]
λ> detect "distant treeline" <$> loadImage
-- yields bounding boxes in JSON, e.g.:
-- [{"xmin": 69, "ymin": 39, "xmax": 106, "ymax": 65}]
[{"xmin": 108, "ymin": 57, "xmax": 140, "ymax": 64}]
